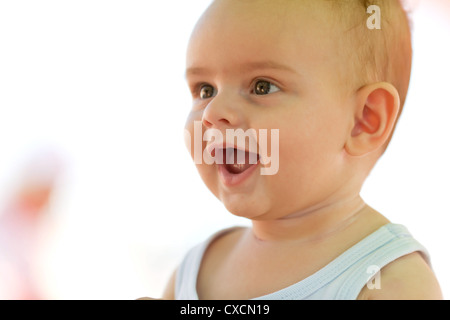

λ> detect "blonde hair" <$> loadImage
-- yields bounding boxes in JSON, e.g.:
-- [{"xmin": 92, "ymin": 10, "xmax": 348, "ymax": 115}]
[{"xmin": 329, "ymin": 0, "xmax": 413, "ymax": 152}]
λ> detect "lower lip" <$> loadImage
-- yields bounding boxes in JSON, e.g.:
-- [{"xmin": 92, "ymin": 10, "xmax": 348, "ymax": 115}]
[{"xmin": 218, "ymin": 161, "xmax": 260, "ymax": 187}]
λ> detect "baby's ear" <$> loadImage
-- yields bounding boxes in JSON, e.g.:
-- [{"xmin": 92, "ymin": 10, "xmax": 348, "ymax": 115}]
[{"xmin": 345, "ymin": 83, "xmax": 400, "ymax": 157}]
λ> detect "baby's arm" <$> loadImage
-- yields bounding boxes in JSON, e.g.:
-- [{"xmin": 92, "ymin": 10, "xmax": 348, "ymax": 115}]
[{"xmin": 357, "ymin": 252, "xmax": 442, "ymax": 300}]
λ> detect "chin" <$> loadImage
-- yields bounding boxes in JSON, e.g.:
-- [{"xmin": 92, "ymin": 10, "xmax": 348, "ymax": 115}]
[{"xmin": 220, "ymin": 193, "xmax": 270, "ymax": 220}]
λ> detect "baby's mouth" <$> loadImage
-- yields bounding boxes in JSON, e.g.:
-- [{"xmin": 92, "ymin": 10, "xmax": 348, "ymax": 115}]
[{"xmin": 213, "ymin": 148, "xmax": 260, "ymax": 175}]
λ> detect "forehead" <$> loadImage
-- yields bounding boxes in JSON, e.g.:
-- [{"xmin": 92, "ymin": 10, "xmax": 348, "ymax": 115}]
[{"xmin": 186, "ymin": 0, "xmax": 339, "ymax": 76}]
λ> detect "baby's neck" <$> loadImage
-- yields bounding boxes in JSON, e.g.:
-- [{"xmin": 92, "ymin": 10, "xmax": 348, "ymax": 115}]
[{"xmin": 250, "ymin": 195, "xmax": 377, "ymax": 244}]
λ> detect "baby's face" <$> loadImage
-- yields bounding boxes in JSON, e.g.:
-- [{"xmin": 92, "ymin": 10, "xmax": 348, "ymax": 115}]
[{"xmin": 184, "ymin": 0, "xmax": 355, "ymax": 220}]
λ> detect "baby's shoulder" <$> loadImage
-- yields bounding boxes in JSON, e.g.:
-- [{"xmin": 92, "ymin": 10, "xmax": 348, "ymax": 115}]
[
  {"xmin": 202, "ymin": 226, "xmax": 248, "ymax": 263},
  {"xmin": 161, "ymin": 226, "xmax": 246, "ymax": 300},
  {"xmin": 358, "ymin": 252, "xmax": 442, "ymax": 300}
]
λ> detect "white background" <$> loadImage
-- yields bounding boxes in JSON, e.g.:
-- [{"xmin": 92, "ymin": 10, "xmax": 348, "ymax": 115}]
[{"xmin": 0, "ymin": 0, "xmax": 448, "ymax": 299}]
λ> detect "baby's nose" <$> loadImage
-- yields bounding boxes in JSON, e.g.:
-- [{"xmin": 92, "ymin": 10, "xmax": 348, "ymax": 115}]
[{"xmin": 201, "ymin": 90, "xmax": 243, "ymax": 130}]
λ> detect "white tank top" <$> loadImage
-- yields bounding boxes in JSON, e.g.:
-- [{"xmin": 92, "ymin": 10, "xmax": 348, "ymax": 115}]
[{"xmin": 175, "ymin": 223, "xmax": 430, "ymax": 300}]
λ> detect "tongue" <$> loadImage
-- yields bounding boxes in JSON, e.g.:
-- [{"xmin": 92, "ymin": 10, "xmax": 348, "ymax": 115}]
[
  {"xmin": 226, "ymin": 162, "xmax": 254, "ymax": 174},
  {"xmin": 223, "ymin": 148, "xmax": 256, "ymax": 174}
]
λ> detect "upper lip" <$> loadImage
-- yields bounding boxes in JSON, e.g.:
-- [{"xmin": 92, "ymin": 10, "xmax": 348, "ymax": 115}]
[{"xmin": 206, "ymin": 142, "xmax": 260, "ymax": 159}]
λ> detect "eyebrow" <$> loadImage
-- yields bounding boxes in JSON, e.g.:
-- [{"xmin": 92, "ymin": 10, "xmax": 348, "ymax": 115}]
[{"xmin": 185, "ymin": 60, "xmax": 299, "ymax": 78}]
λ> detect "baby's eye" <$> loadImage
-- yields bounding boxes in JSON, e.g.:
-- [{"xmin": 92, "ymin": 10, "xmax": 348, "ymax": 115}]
[
  {"xmin": 253, "ymin": 80, "xmax": 280, "ymax": 95},
  {"xmin": 199, "ymin": 84, "xmax": 216, "ymax": 99}
]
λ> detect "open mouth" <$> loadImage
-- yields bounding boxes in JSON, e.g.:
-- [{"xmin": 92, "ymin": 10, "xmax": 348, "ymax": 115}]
[{"xmin": 213, "ymin": 147, "xmax": 260, "ymax": 175}]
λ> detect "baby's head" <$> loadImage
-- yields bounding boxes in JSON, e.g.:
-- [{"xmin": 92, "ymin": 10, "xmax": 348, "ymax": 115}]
[{"xmin": 184, "ymin": 0, "xmax": 412, "ymax": 220}]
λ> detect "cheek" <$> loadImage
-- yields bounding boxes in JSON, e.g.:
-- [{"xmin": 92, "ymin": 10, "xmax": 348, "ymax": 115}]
[
  {"xmin": 184, "ymin": 111, "xmax": 220, "ymax": 196},
  {"xmin": 184, "ymin": 110, "xmax": 205, "ymax": 160},
  {"xmin": 194, "ymin": 162, "xmax": 222, "ymax": 203},
  {"xmin": 289, "ymin": 104, "xmax": 348, "ymax": 154},
  {"xmin": 275, "ymin": 110, "xmax": 344, "ymax": 182},
  {"xmin": 195, "ymin": 162, "xmax": 215, "ymax": 182}
]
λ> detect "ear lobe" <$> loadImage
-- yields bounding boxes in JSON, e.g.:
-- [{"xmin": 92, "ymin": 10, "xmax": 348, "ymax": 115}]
[{"xmin": 345, "ymin": 83, "xmax": 400, "ymax": 157}]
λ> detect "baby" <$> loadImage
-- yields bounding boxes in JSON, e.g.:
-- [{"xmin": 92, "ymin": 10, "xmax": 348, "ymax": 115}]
[{"xmin": 163, "ymin": 0, "xmax": 442, "ymax": 300}]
